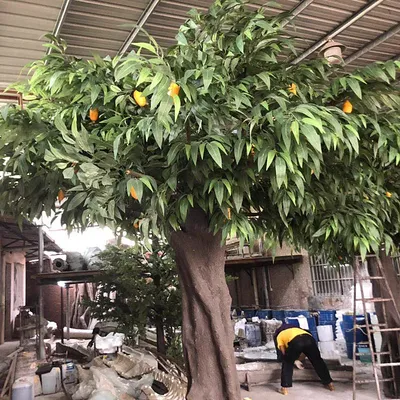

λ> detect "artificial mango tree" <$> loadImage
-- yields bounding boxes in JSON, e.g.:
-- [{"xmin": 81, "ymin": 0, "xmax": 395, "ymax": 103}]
[{"xmin": 1, "ymin": 0, "xmax": 400, "ymax": 398}]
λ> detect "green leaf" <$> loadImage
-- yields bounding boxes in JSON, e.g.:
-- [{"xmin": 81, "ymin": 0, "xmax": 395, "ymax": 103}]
[
  {"xmin": 199, "ymin": 143, "xmax": 206, "ymax": 159},
  {"xmin": 67, "ymin": 192, "xmax": 87, "ymax": 211},
  {"xmin": 63, "ymin": 167, "xmax": 74, "ymax": 179},
  {"xmin": 187, "ymin": 194, "xmax": 194, "ymax": 207},
  {"xmin": 275, "ymin": 157, "xmax": 286, "ymax": 189},
  {"xmin": 167, "ymin": 143, "xmax": 182, "ymax": 165},
  {"xmin": 113, "ymin": 133, "xmax": 123, "ymax": 159},
  {"xmin": 140, "ymin": 176, "xmax": 154, "ymax": 191},
  {"xmin": 257, "ymin": 148, "xmax": 268, "ymax": 171},
  {"xmin": 109, "ymin": 85, "xmax": 121, "ymax": 93},
  {"xmin": 266, "ymin": 150, "xmax": 276, "ymax": 170},
  {"xmin": 348, "ymin": 78, "xmax": 362, "ymax": 99},
  {"xmin": 214, "ymin": 182, "xmax": 224, "ymax": 205},
  {"xmin": 257, "ymin": 72, "xmax": 271, "ymax": 89},
  {"xmin": 301, "ymin": 124, "xmax": 322, "ymax": 153},
  {"xmin": 173, "ymin": 94, "xmax": 181, "ymax": 121},
  {"xmin": 234, "ymin": 139, "xmax": 245, "ymax": 164},
  {"xmin": 136, "ymin": 67, "xmax": 151, "ymax": 87},
  {"xmin": 176, "ymin": 31, "xmax": 188, "ymax": 46},
  {"xmin": 302, "ymin": 117, "xmax": 323, "ymax": 133},
  {"xmin": 179, "ymin": 198, "xmax": 189, "ymax": 220},
  {"xmin": 0, "ymin": 105, "xmax": 9, "ymax": 121},
  {"xmin": 203, "ymin": 68, "xmax": 214, "ymax": 90},
  {"xmin": 132, "ymin": 42, "xmax": 157, "ymax": 54},
  {"xmin": 291, "ymin": 120, "xmax": 300, "ymax": 144},
  {"xmin": 206, "ymin": 142, "xmax": 222, "ymax": 168},
  {"xmin": 236, "ymin": 34, "xmax": 244, "ymax": 53},
  {"xmin": 233, "ymin": 189, "xmax": 243, "ymax": 212}
]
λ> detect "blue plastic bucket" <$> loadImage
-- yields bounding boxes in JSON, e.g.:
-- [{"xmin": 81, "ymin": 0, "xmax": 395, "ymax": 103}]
[
  {"xmin": 319, "ymin": 310, "xmax": 337, "ymax": 322},
  {"xmin": 243, "ymin": 309, "xmax": 256, "ymax": 319},
  {"xmin": 285, "ymin": 310, "xmax": 311, "ymax": 318},
  {"xmin": 256, "ymin": 309, "xmax": 272, "ymax": 320},
  {"xmin": 285, "ymin": 318, "xmax": 319, "ymax": 341},
  {"xmin": 272, "ymin": 310, "xmax": 286, "ymax": 321},
  {"xmin": 342, "ymin": 315, "xmax": 369, "ymax": 359}
]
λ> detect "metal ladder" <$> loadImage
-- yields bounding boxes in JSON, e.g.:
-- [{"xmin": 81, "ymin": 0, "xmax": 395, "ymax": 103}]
[{"xmin": 352, "ymin": 255, "xmax": 400, "ymax": 400}]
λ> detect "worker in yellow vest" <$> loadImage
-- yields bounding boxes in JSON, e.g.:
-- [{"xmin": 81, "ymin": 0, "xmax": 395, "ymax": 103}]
[{"xmin": 275, "ymin": 325, "xmax": 334, "ymax": 395}]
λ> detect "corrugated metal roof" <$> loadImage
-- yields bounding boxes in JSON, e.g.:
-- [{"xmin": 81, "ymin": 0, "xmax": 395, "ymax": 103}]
[
  {"xmin": 0, "ymin": 0, "xmax": 399, "ymax": 93},
  {"xmin": 0, "ymin": 0, "xmax": 64, "ymax": 87}
]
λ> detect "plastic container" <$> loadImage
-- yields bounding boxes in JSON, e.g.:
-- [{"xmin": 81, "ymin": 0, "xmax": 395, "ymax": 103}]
[
  {"xmin": 245, "ymin": 324, "xmax": 262, "ymax": 347},
  {"xmin": 41, "ymin": 367, "xmax": 61, "ymax": 395},
  {"xmin": 61, "ymin": 362, "xmax": 77, "ymax": 385},
  {"xmin": 11, "ymin": 377, "xmax": 34, "ymax": 400},
  {"xmin": 319, "ymin": 340, "xmax": 336, "ymax": 354},
  {"xmin": 285, "ymin": 310, "xmax": 311, "ymax": 318},
  {"xmin": 243, "ymin": 309, "xmax": 256, "ymax": 319},
  {"xmin": 272, "ymin": 310, "xmax": 285, "ymax": 321},
  {"xmin": 317, "ymin": 325, "xmax": 334, "ymax": 342},
  {"xmin": 319, "ymin": 310, "xmax": 337, "ymax": 322},
  {"xmin": 256, "ymin": 309, "xmax": 272, "ymax": 320},
  {"xmin": 342, "ymin": 315, "xmax": 369, "ymax": 359}
]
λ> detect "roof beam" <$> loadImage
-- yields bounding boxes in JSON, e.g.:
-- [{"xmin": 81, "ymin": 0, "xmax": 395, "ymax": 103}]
[
  {"xmin": 345, "ymin": 23, "xmax": 400, "ymax": 65},
  {"xmin": 281, "ymin": 0, "xmax": 316, "ymax": 28},
  {"xmin": 291, "ymin": 0, "xmax": 385, "ymax": 65},
  {"xmin": 47, "ymin": 0, "xmax": 74, "ymax": 55},
  {"xmin": 118, "ymin": 0, "xmax": 161, "ymax": 55}
]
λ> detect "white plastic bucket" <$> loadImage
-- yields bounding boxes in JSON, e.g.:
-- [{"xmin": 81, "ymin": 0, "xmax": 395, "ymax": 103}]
[
  {"xmin": 41, "ymin": 367, "xmax": 61, "ymax": 395},
  {"xmin": 317, "ymin": 325, "xmax": 334, "ymax": 342}
]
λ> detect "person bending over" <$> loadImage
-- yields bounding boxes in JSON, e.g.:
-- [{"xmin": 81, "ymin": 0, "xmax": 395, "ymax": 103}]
[{"xmin": 276, "ymin": 326, "xmax": 334, "ymax": 395}]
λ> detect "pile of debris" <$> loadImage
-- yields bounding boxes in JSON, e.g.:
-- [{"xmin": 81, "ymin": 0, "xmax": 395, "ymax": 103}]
[{"xmin": 8, "ymin": 334, "xmax": 187, "ymax": 400}]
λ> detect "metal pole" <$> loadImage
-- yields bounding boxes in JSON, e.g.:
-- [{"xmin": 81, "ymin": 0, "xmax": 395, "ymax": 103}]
[
  {"xmin": 251, "ymin": 268, "xmax": 260, "ymax": 307},
  {"xmin": 291, "ymin": 0, "xmax": 385, "ymax": 64},
  {"xmin": 0, "ymin": 235, "xmax": 4, "ymax": 345},
  {"xmin": 37, "ymin": 226, "xmax": 45, "ymax": 360},
  {"xmin": 60, "ymin": 286, "xmax": 64, "ymax": 344},
  {"xmin": 118, "ymin": 0, "xmax": 161, "ymax": 55},
  {"xmin": 345, "ymin": 23, "xmax": 400, "ymax": 65},
  {"xmin": 66, "ymin": 284, "xmax": 70, "ymax": 341},
  {"xmin": 261, "ymin": 266, "xmax": 270, "ymax": 308},
  {"xmin": 281, "ymin": 0, "xmax": 316, "ymax": 28}
]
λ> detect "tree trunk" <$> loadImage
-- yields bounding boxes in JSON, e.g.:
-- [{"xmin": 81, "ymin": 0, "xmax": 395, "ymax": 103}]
[
  {"xmin": 367, "ymin": 255, "xmax": 400, "ymax": 398},
  {"xmin": 155, "ymin": 315, "xmax": 166, "ymax": 355},
  {"xmin": 170, "ymin": 208, "xmax": 240, "ymax": 400}
]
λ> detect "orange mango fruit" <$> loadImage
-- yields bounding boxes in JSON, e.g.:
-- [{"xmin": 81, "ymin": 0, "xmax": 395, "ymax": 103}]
[
  {"xmin": 342, "ymin": 100, "xmax": 353, "ymax": 114},
  {"xmin": 168, "ymin": 82, "xmax": 180, "ymax": 97},
  {"xmin": 133, "ymin": 90, "xmax": 147, "ymax": 107},
  {"xmin": 89, "ymin": 108, "xmax": 99, "ymax": 122}
]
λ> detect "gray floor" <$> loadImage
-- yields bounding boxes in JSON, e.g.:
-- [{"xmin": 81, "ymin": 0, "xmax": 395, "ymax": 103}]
[
  {"xmin": 241, "ymin": 381, "xmax": 386, "ymax": 399},
  {"xmin": 0, "ymin": 341, "xmax": 19, "ymax": 358}
]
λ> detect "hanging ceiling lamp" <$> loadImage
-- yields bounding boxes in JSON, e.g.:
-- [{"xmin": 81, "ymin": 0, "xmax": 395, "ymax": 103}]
[{"xmin": 320, "ymin": 40, "xmax": 346, "ymax": 64}]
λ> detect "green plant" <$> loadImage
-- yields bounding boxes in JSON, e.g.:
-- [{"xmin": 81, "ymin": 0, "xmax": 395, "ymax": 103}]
[
  {"xmin": 89, "ymin": 239, "xmax": 181, "ymax": 351},
  {"xmin": 1, "ymin": 0, "xmax": 400, "ymax": 397}
]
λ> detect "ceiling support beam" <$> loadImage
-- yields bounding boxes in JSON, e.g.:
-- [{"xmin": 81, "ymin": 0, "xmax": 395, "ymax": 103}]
[
  {"xmin": 118, "ymin": 0, "xmax": 161, "ymax": 55},
  {"xmin": 47, "ymin": 0, "xmax": 74, "ymax": 55},
  {"xmin": 345, "ymin": 23, "xmax": 400, "ymax": 65},
  {"xmin": 281, "ymin": 0, "xmax": 316, "ymax": 28},
  {"xmin": 291, "ymin": 0, "xmax": 385, "ymax": 65}
]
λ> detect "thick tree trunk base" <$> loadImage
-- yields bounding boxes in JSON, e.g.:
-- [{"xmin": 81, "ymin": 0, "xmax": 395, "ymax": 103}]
[{"xmin": 171, "ymin": 209, "xmax": 240, "ymax": 400}]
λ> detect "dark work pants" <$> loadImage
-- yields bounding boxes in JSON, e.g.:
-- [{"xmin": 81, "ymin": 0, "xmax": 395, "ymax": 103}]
[{"xmin": 281, "ymin": 334, "xmax": 333, "ymax": 388}]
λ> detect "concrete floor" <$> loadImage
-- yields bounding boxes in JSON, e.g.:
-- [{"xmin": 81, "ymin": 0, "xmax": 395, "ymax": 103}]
[
  {"xmin": 241, "ymin": 382, "xmax": 385, "ymax": 399},
  {"xmin": 0, "ymin": 341, "xmax": 19, "ymax": 358}
]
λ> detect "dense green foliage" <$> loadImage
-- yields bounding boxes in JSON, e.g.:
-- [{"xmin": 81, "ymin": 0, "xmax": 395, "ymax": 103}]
[
  {"xmin": 1, "ymin": 0, "xmax": 400, "ymax": 260},
  {"xmin": 89, "ymin": 239, "xmax": 181, "ymax": 348}
]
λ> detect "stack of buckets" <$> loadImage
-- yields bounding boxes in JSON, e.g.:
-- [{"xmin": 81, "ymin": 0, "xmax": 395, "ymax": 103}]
[
  {"xmin": 286, "ymin": 311, "xmax": 319, "ymax": 342},
  {"xmin": 341, "ymin": 314, "xmax": 369, "ymax": 359},
  {"xmin": 318, "ymin": 310, "xmax": 337, "ymax": 339}
]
